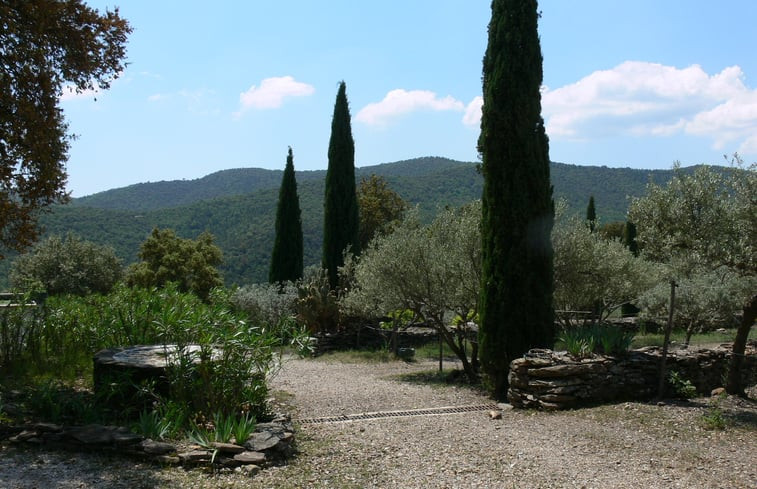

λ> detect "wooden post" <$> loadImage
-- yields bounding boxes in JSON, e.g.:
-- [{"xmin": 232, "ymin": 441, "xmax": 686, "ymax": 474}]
[{"xmin": 657, "ymin": 280, "xmax": 677, "ymax": 400}]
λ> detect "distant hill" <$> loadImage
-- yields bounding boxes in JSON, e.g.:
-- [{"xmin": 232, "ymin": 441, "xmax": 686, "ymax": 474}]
[{"xmin": 0, "ymin": 157, "xmax": 704, "ymax": 288}]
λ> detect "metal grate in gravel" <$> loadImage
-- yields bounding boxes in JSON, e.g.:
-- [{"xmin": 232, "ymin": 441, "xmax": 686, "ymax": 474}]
[{"xmin": 298, "ymin": 404, "xmax": 500, "ymax": 425}]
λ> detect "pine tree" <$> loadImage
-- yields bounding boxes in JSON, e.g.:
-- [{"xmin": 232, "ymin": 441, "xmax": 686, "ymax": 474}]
[
  {"xmin": 269, "ymin": 147, "xmax": 304, "ymax": 284},
  {"xmin": 478, "ymin": 0, "xmax": 554, "ymax": 400},
  {"xmin": 323, "ymin": 81, "xmax": 360, "ymax": 289},
  {"xmin": 586, "ymin": 195, "xmax": 597, "ymax": 232}
]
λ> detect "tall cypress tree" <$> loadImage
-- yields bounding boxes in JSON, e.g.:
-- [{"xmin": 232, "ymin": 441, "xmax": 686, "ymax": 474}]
[
  {"xmin": 323, "ymin": 81, "xmax": 360, "ymax": 289},
  {"xmin": 269, "ymin": 147, "xmax": 304, "ymax": 284},
  {"xmin": 478, "ymin": 0, "xmax": 554, "ymax": 400},
  {"xmin": 586, "ymin": 195, "xmax": 597, "ymax": 232}
]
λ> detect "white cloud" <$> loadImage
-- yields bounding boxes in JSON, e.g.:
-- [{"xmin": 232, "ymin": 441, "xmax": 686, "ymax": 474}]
[
  {"xmin": 463, "ymin": 96, "xmax": 483, "ymax": 127},
  {"xmin": 59, "ymin": 84, "xmax": 99, "ymax": 102},
  {"xmin": 540, "ymin": 61, "xmax": 757, "ymax": 154},
  {"xmin": 356, "ymin": 89, "xmax": 464, "ymax": 126},
  {"xmin": 236, "ymin": 76, "xmax": 314, "ymax": 115}
]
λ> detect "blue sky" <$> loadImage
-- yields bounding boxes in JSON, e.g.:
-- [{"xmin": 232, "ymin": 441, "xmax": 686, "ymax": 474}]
[{"xmin": 60, "ymin": 1, "xmax": 757, "ymax": 197}]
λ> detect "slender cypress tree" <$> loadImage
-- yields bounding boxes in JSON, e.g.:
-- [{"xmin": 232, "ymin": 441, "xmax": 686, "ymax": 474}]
[
  {"xmin": 323, "ymin": 81, "xmax": 360, "ymax": 289},
  {"xmin": 478, "ymin": 0, "xmax": 554, "ymax": 400},
  {"xmin": 586, "ymin": 195, "xmax": 597, "ymax": 232},
  {"xmin": 269, "ymin": 147, "xmax": 304, "ymax": 284}
]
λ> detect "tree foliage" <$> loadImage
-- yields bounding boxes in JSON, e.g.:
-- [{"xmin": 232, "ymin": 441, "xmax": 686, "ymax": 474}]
[
  {"xmin": 344, "ymin": 202, "xmax": 482, "ymax": 381},
  {"xmin": 637, "ymin": 266, "xmax": 753, "ymax": 345},
  {"xmin": 628, "ymin": 159, "xmax": 756, "ymax": 394},
  {"xmin": 357, "ymin": 174, "xmax": 407, "ymax": 250},
  {"xmin": 0, "ymin": 0, "xmax": 131, "ymax": 256},
  {"xmin": 269, "ymin": 147, "xmax": 304, "ymax": 284},
  {"xmin": 323, "ymin": 81, "xmax": 359, "ymax": 289},
  {"xmin": 125, "ymin": 228, "xmax": 223, "ymax": 301},
  {"xmin": 10, "ymin": 233, "xmax": 122, "ymax": 295},
  {"xmin": 478, "ymin": 0, "xmax": 554, "ymax": 399},
  {"xmin": 552, "ymin": 208, "xmax": 656, "ymax": 328},
  {"xmin": 586, "ymin": 196, "xmax": 597, "ymax": 232}
]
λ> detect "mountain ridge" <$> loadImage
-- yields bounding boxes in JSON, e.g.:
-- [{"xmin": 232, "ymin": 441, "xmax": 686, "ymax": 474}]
[{"xmin": 1, "ymin": 156, "xmax": 711, "ymax": 287}]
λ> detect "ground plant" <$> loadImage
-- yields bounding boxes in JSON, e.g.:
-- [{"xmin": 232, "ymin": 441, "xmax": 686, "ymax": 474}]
[{"xmin": 0, "ymin": 282, "xmax": 305, "ymax": 434}]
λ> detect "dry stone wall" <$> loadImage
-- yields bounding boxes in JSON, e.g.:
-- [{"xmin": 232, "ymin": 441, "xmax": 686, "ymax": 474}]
[{"xmin": 508, "ymin": 342, "xmax": 757, "ymax": 410}]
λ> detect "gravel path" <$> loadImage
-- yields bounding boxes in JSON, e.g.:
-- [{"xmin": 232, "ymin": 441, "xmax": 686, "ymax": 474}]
[{"xmin": 1, "ymin": 355, "xmax": 755, "ymax": 488}]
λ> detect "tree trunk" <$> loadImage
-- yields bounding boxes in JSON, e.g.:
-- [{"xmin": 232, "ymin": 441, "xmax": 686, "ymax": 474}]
[
  {"xmin": 726, "ymin": 294, "xmax": 757, "ymax": 396},
  {"xmin": 657, "ymin": 280, "xmax": 676, "ymax": 400}
]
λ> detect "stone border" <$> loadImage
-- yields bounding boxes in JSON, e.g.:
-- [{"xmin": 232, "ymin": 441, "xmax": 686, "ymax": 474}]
[
  {"xmin": 508, "ymin": 342, "xmax": 757, "ymax": 410},
  {"xmin": 3, "ymin": 415, "xmax": 295, "ymax": 475}
]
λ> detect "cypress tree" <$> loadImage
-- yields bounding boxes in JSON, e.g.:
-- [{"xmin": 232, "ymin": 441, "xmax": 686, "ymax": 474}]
[
  {"xmin": 586, "ymin": 195, "xmax": 597, "ymax": 232},
  {"xmin": 323, "ymin": 81, "xmax": 360, "ymax": 289},
  {"xmin": 269, "ymin": 147, "xmax": 304, "ymax": 284},
  {"xmin": 478, "ymin": 0, "xmax": 554, "ymax": 400}
]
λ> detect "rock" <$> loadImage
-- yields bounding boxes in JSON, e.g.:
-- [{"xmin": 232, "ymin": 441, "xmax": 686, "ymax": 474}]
[
  {"xmin": 155, "ymin": 455, "xmax": 181, "ymax": 465},
  {"xmin": 245, "ymin": 432, "xmax": 280, "ymax": 452},
  {"xmin": 178, "ymin": 450, "xmax": 212, "ymax": 464},
  {"xmin": 67, "ymin": 424, "xmax": 115, "ymax": 445},
  {"xmin": 140, "ymin": 439, "xmax": 176, "ymax": 455},
  {"xmin": 488, "ymin": 410, "xmax": 502, "ymax": 420},
  {"xmin": 711, "ymin": 387, "xmax": 726, "ymax": 397},
  {"xmin": 233, "ymin": 451, "xmax": 266, "ymax": 465},
  {"xmin": 210, "ymin": 442, "xmax": 245, "ymax": 454},
  {"xmin": 9, "ymin": 430, "xmax": 39, "ymax": 443},
  {"xmin": 32, "ymin": 422, "xmax": 62, "ymax": 433},
  {"xmin": 112, "ymin": 431, "xmax": 144, "ymax": 445},
  {"xmin": 238, "ymin": 464, "xmax": 261, "ymax": 476}
]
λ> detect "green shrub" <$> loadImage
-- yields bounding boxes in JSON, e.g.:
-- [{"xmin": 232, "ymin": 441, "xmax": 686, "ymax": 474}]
[
  {"xmin": 558, "ymin": 324, "xmax": 634, "ymax": 358},
  {"xmin": 668, "ymin": 370, "xmax": 697, "ymax": 399}
]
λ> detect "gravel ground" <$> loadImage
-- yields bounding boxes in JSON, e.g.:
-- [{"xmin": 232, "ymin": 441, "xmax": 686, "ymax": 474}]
[{"xmin": 1, "ymin": 355, "xmax": 755, "ymax": 489}]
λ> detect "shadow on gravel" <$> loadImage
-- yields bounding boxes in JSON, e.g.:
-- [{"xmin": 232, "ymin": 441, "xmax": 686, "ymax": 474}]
[{"xmin": 0, "ymin": 444, "xmax": 166, "ymax": 489}]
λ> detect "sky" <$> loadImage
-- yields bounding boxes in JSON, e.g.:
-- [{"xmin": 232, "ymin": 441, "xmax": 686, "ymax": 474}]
[{"xmin": 60, "ymin": 0, "xmax": 757, "ymax": 197}]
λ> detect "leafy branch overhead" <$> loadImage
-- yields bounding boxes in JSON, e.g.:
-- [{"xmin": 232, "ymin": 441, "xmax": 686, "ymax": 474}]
[{"xmin": 0, "ymin": 0, "xmax": 131, "ymax": 256}]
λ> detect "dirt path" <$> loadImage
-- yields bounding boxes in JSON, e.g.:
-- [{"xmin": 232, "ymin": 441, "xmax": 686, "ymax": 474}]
[{"xmin": 1, "ymin": 356, "xmax": 755, "ymax": 488}]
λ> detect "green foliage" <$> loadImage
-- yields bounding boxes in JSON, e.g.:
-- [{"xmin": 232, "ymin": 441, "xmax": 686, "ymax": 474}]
[
  {"xmin": 323, "ymin": 81, "xmax": 360, "ymax": 289},
  {"xmin": 231, "ymin": 281, "xmax": 299, "ymax": 329},
  {"xmin": 478, "ymin": 0, "xmax": 555, "ymax": 399},
  {"xmin": 134, "ymin": 409, "xmax": 174, "ymax": 441},
  {"xmin": 586, "ymin": 196, "xmax": 597, "ymax": 232},
  {"xmin": 296, "ymin": 268, "xmax": 341, "ymax": 333},
  {"xmin": 232, "ymin": 411, "xmax": 257, "ymax": 445},
  {"xmin": 270, "ymin": 147, "xmax": 304, "ymax": 283},
  {"xmin": 0, "ymin": 0, "xmax": 130, "ymax": 255},
  {"xmin": 638, "ymin": 266, "xmax": 753, "ymax": 345},
  {"xmin": 0, "ymin": 158, "xmax": 701, "ymax": 290},
  {"xmin": 552, "ymin": 207, "xmax": 658, "ymax": 328},
  {"xmin": 125, "ymin": 228, "xmax": 223, "ymax": 301},
  {"xmin": 357, "ymin": 174, "xmax": 408, "ymax": 250},
  {"xmin": 344, "ymin": 202, "xmax": 482, "ymax": 382},
  {"xmin": 558, "ymin": 324, "xmax": 634, "ymax": 358},
  {"xmin": 0, "ymin": 294, "xmax": 46, "ymax": 371},
  {"xmin": 668, "ymin": 370, "xmax": 697, "ymax": 399},
  {"xmin": 10, "ymin": 233, "xmax": 122, "ymax": 296}
]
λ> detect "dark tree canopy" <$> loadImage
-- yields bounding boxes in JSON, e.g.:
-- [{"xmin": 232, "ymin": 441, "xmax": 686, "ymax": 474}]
[
  {"xmin": 357, "ymin": 174, "xmax": 407, "ymax": 250},
  {"xmin": 323, "ymin": 80, "xmax": 359, "ymax": 289},
  {"xmin": 0, "ymin": 0, "xmax": 131, "ymax": 257},
  {"xmin": 586, "ymin": 195, "xmax": 597, "ymax": 232},
  {"xmin": 269, "ymin": 147, "xmax": 304, "ymax": 284},
  {"xmin": 478, "ymin": 0, "xmax": 554, "ymax": 399}
]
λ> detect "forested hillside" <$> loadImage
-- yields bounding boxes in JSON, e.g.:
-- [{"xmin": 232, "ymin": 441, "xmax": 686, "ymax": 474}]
[{"xmin": 0, "ymin": 157, "xmax": 709, "ymax": 287}]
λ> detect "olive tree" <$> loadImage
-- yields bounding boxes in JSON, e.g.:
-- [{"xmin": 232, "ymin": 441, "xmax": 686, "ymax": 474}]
[
  {"xmin": 552, "ymin": 206, "xmax": 657, "ymax": 329},
  {"xmin": 628, "ymin": 160, "xmax": 756, "ymax": 394},
  {"xmin": 637, "ymin": 266, "xmax": 754, "ymax": 346},
  {"xmin": 10, "ymin": 233, "xmax": 122, "ymax": 295},
  {"xmin": 343, "ymin": 202, "xmax": 482, "ymax": 382}
]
